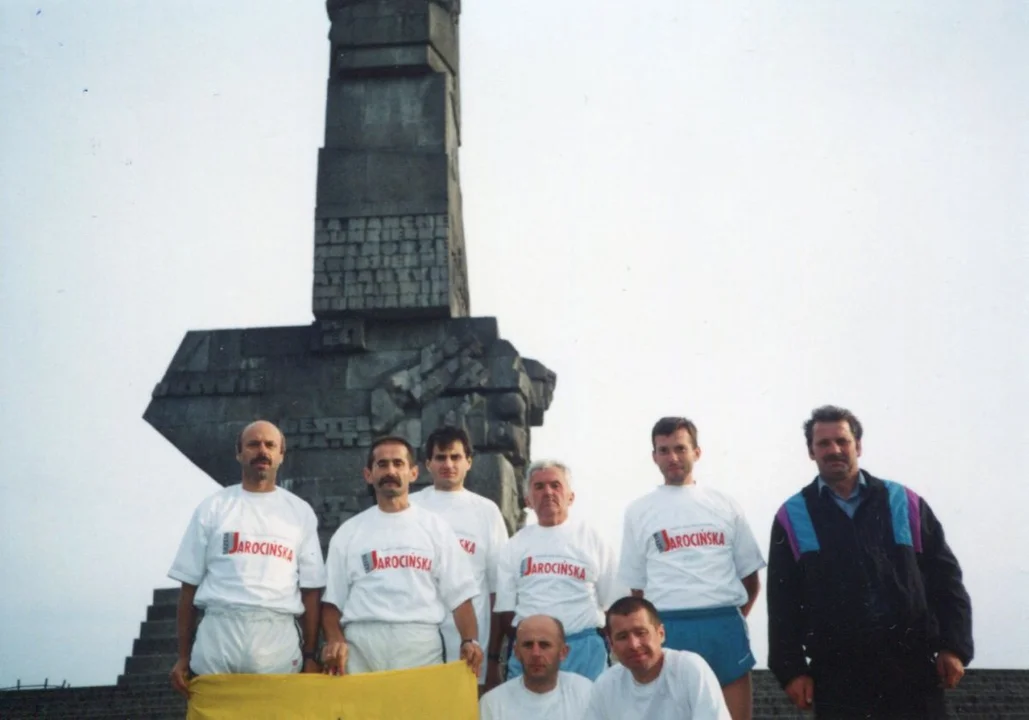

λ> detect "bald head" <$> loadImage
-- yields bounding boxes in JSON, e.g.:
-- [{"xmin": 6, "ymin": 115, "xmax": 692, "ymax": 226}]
[
  {"xmin": 516, "ymin": 614, "xmax": 566, "ymax": 645},
  {"xmin": 236, "ymin": 420, "xmax": 286, "ymax": 453},
  {"xmin": 513, "ymin": 614, "xmax": 568, "ymax": 692}
]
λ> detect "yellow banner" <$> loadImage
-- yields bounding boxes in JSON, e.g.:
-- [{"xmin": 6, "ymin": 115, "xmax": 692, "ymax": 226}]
[{"xmin": 186, "ymin": 661, "xmax": 478, "ymax": 720}]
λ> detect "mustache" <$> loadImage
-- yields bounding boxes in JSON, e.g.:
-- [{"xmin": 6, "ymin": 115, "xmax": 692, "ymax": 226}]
[
  {"xmin": 825, "ymin": 455, "xmax": 847, "ymax": 463},
  {"xmin": 377, "ymin": 475, "xmax": 401, "ymax": 486},
  {"xmin": 251, "ymin": 456, "xmax": 272, "ymax": 465}
]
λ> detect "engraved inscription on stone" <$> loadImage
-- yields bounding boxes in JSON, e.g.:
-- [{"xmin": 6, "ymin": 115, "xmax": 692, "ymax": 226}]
[
  {"xmin": 313, "ymin": 214, "xmax": 455, "ymax": 313},
  {"xmin": 280, "ymin": 416, "xmax": 373, "ymax": 450},
  {"xmin": 154, "ymin": 372, "xmax": 266, "ymax": 398}
]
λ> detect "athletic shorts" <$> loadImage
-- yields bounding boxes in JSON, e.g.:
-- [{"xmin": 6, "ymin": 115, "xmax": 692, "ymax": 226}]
[
  {"xmin": 190, "ymin": 606, "xmax": 302, "ymax": 675},
  {"xmin": 344, "ymin": 622, "xmax": 444, "ymax": 674},
  {"xmin": 506, "ymin": 627, "xmax": 608, "ymax": 681},
  {"xmin": 660, "ymin": 606, "xmax": 755, "ymax": 686}
]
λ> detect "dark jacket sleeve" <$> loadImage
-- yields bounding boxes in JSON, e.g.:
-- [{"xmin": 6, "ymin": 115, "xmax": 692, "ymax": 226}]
[
  {"xmin": 918, "ymin": 498, "xmax": 973, "ymax": 665},
  {"xmin": 767, "ymin": 514, "xmax": 809, "ymax": 688}
]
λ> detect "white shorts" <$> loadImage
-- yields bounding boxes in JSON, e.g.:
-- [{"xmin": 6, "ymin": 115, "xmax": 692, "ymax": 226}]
[
  {"xmin": 344, "ymin": 622, "xmax": 444, "ymax": 674},
  {"xmin": 191, "ymin": 606, "xmax": 302, "ymax": 675}
]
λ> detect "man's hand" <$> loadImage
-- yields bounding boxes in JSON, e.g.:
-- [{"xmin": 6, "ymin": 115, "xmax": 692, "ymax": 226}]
[
  {"xmin": 460, "ymin": 640, "xmax": 484, "ymax": 677},
  {"xmin": 937, "ymin": 651, "xmax": 965, "ymax": 689},
  {"xmin": 485, "ymin": 658, "xmax": 502, "ymax": 691},
  {"xmin": 785, "ymin": 674, "xmax": 814, "ymax": 711},
  {"xmin": 321, "ymin": 639, "xmax": 348, "ymax": 676},
  {"xmin": 301, "ymin": 657, "xmax": 322, "ymax": 674},
  {"xmin": 169, "ymin": 658, "xmax": 191, "ymax": 698}
]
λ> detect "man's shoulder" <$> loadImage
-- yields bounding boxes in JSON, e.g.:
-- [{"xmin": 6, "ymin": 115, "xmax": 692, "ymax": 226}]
[
  {"xmin": 557, "ymin": 670, "xmax": 595, "ymax": 694},
  {"xmin": 663, "ymin": 648, "xmax": 713, "ymax": 675},
  {"xmin": 624, "ymin": 488, "xmax": 661, "ymax": 516},
  {"xmin": 192, "ymin": 484, "xmax": 240, "ymax": 513},
  {"xmin": 591, "ymin": 662, "xmax": 627, "ymax": 693},
  {"xmin": 481, "ymin": 676, "xmax": 522, "ymax": 705}
]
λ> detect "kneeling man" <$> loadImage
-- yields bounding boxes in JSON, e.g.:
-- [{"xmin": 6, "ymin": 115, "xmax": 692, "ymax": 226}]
[
  {"xmin": 480, "ymin": 615, "xmax": 593, "ymax": 720},
  {"xmin": 585, "ymin": 597, "xmax": 730, "ymax": 720}
]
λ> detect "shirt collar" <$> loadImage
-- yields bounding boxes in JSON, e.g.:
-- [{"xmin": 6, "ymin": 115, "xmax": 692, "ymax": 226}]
[{"xmin": 817, "ymin": 471, "xmax": 866, "ymax": 500}]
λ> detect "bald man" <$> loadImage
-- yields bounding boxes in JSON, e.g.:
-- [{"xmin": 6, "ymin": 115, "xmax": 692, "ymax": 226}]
[
  {"xmin": 167, "ymin": 420, "xmax": 327, "ymax": 696},
  {"xmin": 480, "ymin": 615, "xmax": 593, "ymax": 720}
]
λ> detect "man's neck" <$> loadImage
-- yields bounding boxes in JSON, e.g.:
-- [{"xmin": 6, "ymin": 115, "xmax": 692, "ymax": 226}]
[
  {"xmin": 241, "ymin": 477, "xmax": 276, "ymax": 493},
  {"xmin": 522, "ymin": 673, "xmax": 559, "ymax": 695},
  {"xmin": 823, "ymin": 473, "xmax": 859, "ymax": 499},
  {"xmin": 537, "ymin": 515, "xmax": 567, "ymax": 528},
  {"xmin": 377, "ymin": 495, "xmax": 410, "ymax": 513},
  {"xmin": 432, "ymin": 482, "xmax": 465, "ymax": 493},
  {"xmin": 664, "ymin": 476, "xmax": 695, "ymax": 487},
  {"xmin": 630, "ymin": 653, "xmax": 665, "ymax": 685}
]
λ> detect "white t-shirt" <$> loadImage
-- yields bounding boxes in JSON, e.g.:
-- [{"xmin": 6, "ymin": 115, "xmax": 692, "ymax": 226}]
[
  {"xmin": 480, "ymin": 671, "xmax": 593, "ymax": 720},
  {"xmin": 495, "ymin": 517, "xmax": 620, "ymax": 634},
  {"xmin": 167, "ymin": 485, "xmax": 326, "ymax": 615},
  {"xmin": 585, "ymin": 649, "xmax": 731, "ymax": 720},
  {"xmin": 324, "ymin": 504, "xmax": 478, "ymax": 625},
  {"xmin": 409, "ymin": 487, "xmax": 509, "ymax": 664},
  {"xmin": 619, "ymin": 485, "xmax": 765, "ymax": 610}
]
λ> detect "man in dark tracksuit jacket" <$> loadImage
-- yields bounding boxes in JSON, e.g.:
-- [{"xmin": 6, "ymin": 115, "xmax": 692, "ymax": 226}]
[{"xmin": 767, "ymin": 406, "xmax": 972, "ymax": 719}]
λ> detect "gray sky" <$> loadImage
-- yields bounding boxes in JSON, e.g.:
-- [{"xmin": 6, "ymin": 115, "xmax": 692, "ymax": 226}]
[{"xmin": 1, "ymin": 0, "xmax": 1026, "ymax": 688}]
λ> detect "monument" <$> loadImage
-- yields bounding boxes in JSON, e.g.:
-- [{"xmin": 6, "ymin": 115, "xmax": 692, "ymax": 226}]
[{"xmin": 122, "ymin": 0, "xmax": 555, "ymax": 686}]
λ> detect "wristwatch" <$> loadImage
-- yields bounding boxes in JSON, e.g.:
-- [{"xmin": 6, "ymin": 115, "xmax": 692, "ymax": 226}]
[
  {"xmin": 460, "ymin": 638, "xmax": 480, "ymax": 649},
  {"xmin": 302, "ymin": 650, "xmax": 320, "ymax": 662}
]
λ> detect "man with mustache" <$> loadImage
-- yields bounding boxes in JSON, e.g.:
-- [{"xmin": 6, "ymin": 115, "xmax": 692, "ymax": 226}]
[
  {"xmin": 618, "ymin": 417, "xmax": 765, "ymax": 720},
  {"xmin": 167, "ymin": 420, "xmax": 327, "ymax": 696},
  {"xmin": 320, "ymin": 436, "xmax": 483, "ymax": 678},
  {"xmin": 409, "ymin": 426, "xmax": 509, "ymax": 693},
  {"xmin": 584, "ymin": 596, "xmax": 730, "ymax": 719},
  {"xmin": 479, "ymin": 614, "xmax": 593, "ymax": 720},
  {"xmin": 767, "ymin": 405, "xmax": 973, "ymax": 718},
  {"xmin": 492, "ymin": 461, "xmax": 620, "ymax": 681}
]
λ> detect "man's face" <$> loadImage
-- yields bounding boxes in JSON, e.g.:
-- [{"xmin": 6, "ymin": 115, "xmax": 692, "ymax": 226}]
[
  {"xmin": 364, "ymin": 442, "xmax": 418, "ymax": 499},
  {"xmin": 236, "ymin": 421, "xmax": 285, "ymax": 483},
  {"xmin": 652, "ymin": 428, "xmax": 701, "ymax": 485},
  {"xmin": 526, "ymin": 468, "xmax": 573, "ymax": 527},
  {"xmin": 608, "ymin": 609, "xmax": 665, "ymax": 677},
  {"xmin": 513, "ymin": 616, "xmax": 568, "ymax": 685},
  {"xmin": 809, "ymin": 420, "xmax": 862, "ymax": 483},
  {"xmin": 426, "ymin": 441, "xmax": 472, "ymax": 491}
]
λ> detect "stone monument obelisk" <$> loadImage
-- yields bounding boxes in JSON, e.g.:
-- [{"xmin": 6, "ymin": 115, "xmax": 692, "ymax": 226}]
[{"xmin": 120, "ymin": 0, "xmax": 556, "ymax": 685}]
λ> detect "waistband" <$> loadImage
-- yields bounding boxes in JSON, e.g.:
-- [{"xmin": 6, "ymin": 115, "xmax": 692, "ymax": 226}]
[
  {"xmin": 659, "ymin": 606, "xmax": 740, "ymax": 621},
  {"xmin": 202, "ymin": 605, "xmax": 296, "ymax": 621},
  {"xmin": 565, "ymin": 627, "xmax": 605, "ymax": 643}
]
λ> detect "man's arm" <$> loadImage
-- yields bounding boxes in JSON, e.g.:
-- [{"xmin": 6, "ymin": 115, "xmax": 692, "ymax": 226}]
[
  {"xmin": 169, "ymin": 583, "xmax": 198, "ymax": 697},
  {"xmin": 740, "ymin": 571, "xmax": 761, "ymax": 618},
  {"xmin": 918, "ymin": 497, "xmax": 973, "ymax": 684},
  {"xmin": 319, "ymin": 602, "xmax": 347, "ymax": 674},
  {"xmin": 299, "ymin": 588, "xmax": 322, "ymax": 673},
  {"xmin": 453, "ymin": 599, "xmax": 483, "ymax": 676},
  {"xmin": 485, "ymin": 594, "xmax": 504, "ymax": 690},
  {"xmin": 767, "ymin": 515, "xmax": 812, "ymax": 703}
]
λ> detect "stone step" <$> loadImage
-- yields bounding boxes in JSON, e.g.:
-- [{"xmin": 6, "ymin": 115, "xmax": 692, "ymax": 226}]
[
  {"xmin": 146, "ymin": 602, "xmax": 177, "ymax": 622},
  {"xmin": 139, "ymin": 618, "xmax": 177, "ymax": 640},
  {"xmin": 133, "ymin": 636, "xmax": 177, "ymax": 656},
  {"xmin": 153, "ymin": 587, "xmax": 180, "ymax": 606},
  {"xmin": 124, "ymin": 653, "xmax": 177, "ymax": 676}
]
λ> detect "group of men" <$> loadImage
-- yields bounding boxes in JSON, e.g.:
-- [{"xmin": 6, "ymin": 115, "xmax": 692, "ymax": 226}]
[{"xmin": 167, "ymin": 405, "xmax": 973, "ymax": 720}]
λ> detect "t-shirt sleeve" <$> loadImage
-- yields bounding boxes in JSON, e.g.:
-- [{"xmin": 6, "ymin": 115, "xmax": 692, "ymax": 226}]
[
  {"xmin": 594, "ymin": 527, "xmax": 624, "ymax": 610},
  {"xmin": 434, "ymin": 518, "xmax": 480, "ymax": 611},
  {"xmin": 322, "ymin": 532, "xmax": 350, "ymax": 611},
  {"xmin": 583, "ymin": 679, "xmax": 612, "ymax": 720},
  {"xmin": 493, "ymin": 542, "xmax": 517, "ymax": 613},
  {"xmin": 485, "ymin": 505, "xmax": 509, "ymax": 594},
  {"xmin": 297, "ymin": 504, "xmax": 327, "ymax": 589},
  {"xmin": 478, "ymin": 693, "xmax": 496, "ymax": 720},
  {"xmin": 730, "ymin": 499, "xmax": 767, "ymax": 578},
  {"xmin": 682, "ymin": 653, "xmax": 732, "ymax": 719},
  {"xmin": 617, "ymin": 508, "xmax": 646, "ymax": 591},
  {"xmin": 167, "ymin": 502, "xmax": 210, "ymax": 585}
]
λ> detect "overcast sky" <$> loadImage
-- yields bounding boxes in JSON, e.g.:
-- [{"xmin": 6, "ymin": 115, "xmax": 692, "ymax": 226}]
[{"xmin": 1, "ymin": 0, "xmax": 1026, "ymax": 688}]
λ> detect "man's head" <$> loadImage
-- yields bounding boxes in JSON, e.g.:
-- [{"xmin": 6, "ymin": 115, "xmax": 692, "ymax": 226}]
[
  {"xmin": 236, "ymin": 420, "xmax": 286, "ymax": 486},
  {"xmin": 424, "ymin": 426, "xmax": 473, "ymax": 492},
  {"xmin": 364, "ymin": 436, "xmax": 419, "ymax": 500},
  {"xmin": 605, "ymin": 596, "xmax": 666, "ymax": 682},
  {"xmin": 804, "ymin": 405, "xmax": 863, "ymax": 484},
  {"xmin": 525, "ymin": 461, "xmax": 574, "ymax": 527},
  {"xmin": 651, "ymin": 417, "xmax": 702, "ymax": 486},
  {"xmin": 512, "ymin": 615, "xmax": 568, "ymax": 690}
]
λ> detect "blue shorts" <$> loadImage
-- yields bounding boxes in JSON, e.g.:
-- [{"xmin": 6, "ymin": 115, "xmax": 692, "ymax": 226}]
[
  {"xmin": 660, "ymin": 606, "xmax": 755, "ymax": 686},
  {"xmin": 506, "ymin": 627, "xmax": 608, "ymax": 681}
]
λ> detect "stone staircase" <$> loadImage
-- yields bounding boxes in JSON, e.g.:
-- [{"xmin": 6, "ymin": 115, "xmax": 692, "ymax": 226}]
[{"xmin": 1, "ymin": 586, "xmax": 1026, "ymax": 719}]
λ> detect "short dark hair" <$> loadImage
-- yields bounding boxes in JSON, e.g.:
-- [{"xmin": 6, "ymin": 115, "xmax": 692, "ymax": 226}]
[
  {"xmin": 366, "ymin": 436, "xmax": 417, "ymax": 469},
  {"xmin": 604, "ymin": 596, "xmax": 663, "ymax": 635},
  {"xmin": 651, "ymin": 417, "xmax": 698, "ymax": 450},
  {"xmin": 424, "ymin": 426, "xmax": 473, "ymax": 460},
  {"xmin": 803, "ymin": 405, "xmax": 863, "ymax": 449},
  {"xmin": 236, "ymin": 421, "xmax": 286, "ymax": 454}
]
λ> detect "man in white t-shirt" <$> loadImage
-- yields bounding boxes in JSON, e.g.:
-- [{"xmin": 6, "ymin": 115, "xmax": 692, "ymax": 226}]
[
  {"xmin": 493, "ymin": 461, "xmax": 619, "ymax": 681},
  {"xmin": 585, "ymin": 596, "xmax": 730, "ymax": 720},
  {"xmin": 320, "ymin": 435, "xmax": 484, "ymax": 678},
  {"xmin": 480, "ymin": 614, "xmax": 593, "ymax": 720},
  {"xmin": 619, "ymin": 417, "xmax": 765, "ymax": 720},
  {"xmin": 167, "ymin": 420, "xmax": 327, "ymax": 696},
  {"xmin": 409, "ymin": 426, "xmax": 509, "ymax": 692}
]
